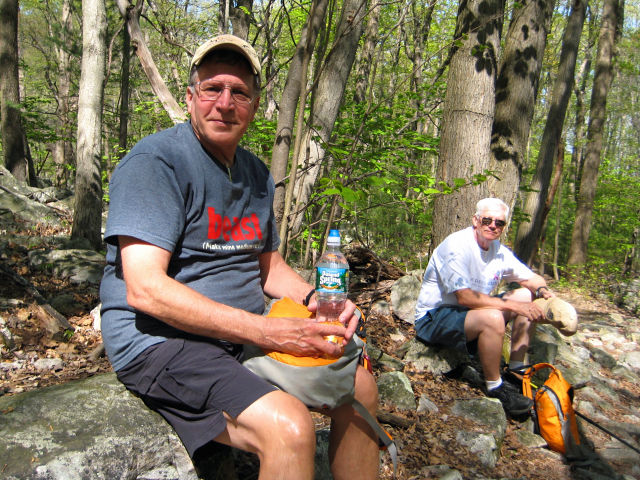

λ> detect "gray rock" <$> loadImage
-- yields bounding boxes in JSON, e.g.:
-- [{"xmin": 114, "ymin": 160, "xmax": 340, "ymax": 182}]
[
  {"xmin": 590, "ymin": 347, "xmax": 618, "ymax": 369},
  {"xmin": 528, "ymin": 337, "xmax": 558, "ymax": 365},
  {"xmin": 49, "ymin": 294, "xmax": 81, "ymax": 316},
  {"xmin": 403, "ymin": 339, "xmax": 466, "ymax": 375},
  {"xmin": 0, "ymin": 373, "xmax": 200, "ymax": 480},
  {"xmin": 455, "ymin": 430, "xmax": 498, "ymax": 468},
  {"xmin": 622, "ymin": 351, "xmax": 640, "ymax": 371},
  {"xmin": 377, "ymin": 371, "xmax": 416, "ymax": 411},
  {"xmin": 33, "ymin": 358, "xmax": 64, "ymax": 372},
  {"xmin": 516, "ymin": 428, "xmax": 548, "ymax": 448},
  {"xmin": 28, "ymin": 248, "xmax": 105, "ymax": 285},
  {"xmin": 451, "ymin": 397, "xmax": 507, "ymax": 442},
  {"xmin": 417, "ymin": 395, "xmax": 439, "ymax": 414},
  {"xmin": 366, "ymin": 343, "xmax": 404, "ymax": 371},
  {"xmin": 420, "ymin": 465, "xmax": 463, "ymax": 479},
  {"xmin": 370, "ymin": 300, "xmax": 391, "ymax": 317},
  {"xmin": 390, "ymin": 274, "xmax": 421, "ymax": 324},
  {"xmin": 0, "ymin": 373, "xmax": 336, "ymax": 480}
]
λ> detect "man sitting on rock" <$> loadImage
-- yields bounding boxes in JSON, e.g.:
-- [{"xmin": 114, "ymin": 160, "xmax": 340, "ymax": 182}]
[
  {"xmin": 100, "ymin": 34, "xmax": 379, "ymax": 479},
  {"xmin": 414, "ymin": 197, "xmax": 554, "ymax": 416}
]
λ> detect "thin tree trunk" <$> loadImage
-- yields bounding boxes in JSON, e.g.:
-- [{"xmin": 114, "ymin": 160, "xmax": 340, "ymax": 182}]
[
  {"xmin": 0, "ymin": 0, "xmax": 33, "ymax": 185},
  {"xmin": 118, "ymin": 25, "xmax": 131, "ymax": 162},
  {"xmin": 514, "ymin": 0, "xmax": 587, "ymax": 264},
  {"xmin": 270, "ymin": 0, "xmax": 330, "ymax": 224},
  {"xmin": 572, "ymin": 12, "xmax": 598, "ymax": 198},
  {"xmin": 488, "ymin": 0, "xmax": 556, "ymax": 211},
  {"xmin": 430, "ymin": 0, "xmax": 505, "ymax": 250},
  {"xmin": 116, "ymin": 0, "xmax": 186, "ymax": 124},
  {"xmin": 52, "ymin": 0, "xmax": 74, "ymax": 188},
  {"xmin": 532, "ymin": 139, "xmax": 565, "ymax": 270},
  {"xmin": 71, "ymin": 0, "xmax": 107, "ymax": 250},
  {"xmin": 353, "ymin": 1, "xmax": 380, "ymax": 104},
  {"xmin": 230, "ymin": 0, "xmax": 253, "ymax": 39},
  {"xmin": 286, "ymin": 0, "xmax": 368, "ymax": 240},
  {"xmin": 568, "ymin": 0, "xmax": 624, "ymax": 266}
]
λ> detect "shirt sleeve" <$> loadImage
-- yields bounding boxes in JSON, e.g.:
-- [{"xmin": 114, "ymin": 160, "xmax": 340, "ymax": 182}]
[
  {"xmin": 104, "ymin": 153, "xmax": 186, "ymax": 253},
  {"xmin": 433, "ymin": 241, "xmax": 472, "ymax": 294},
  {"xmin": 500, "ymin": 247, "xmax": 534, "ymax": 283}
]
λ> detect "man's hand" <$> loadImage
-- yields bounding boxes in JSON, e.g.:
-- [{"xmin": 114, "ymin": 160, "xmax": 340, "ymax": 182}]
[
  {"xmin": 305, "ymin": 298, "xmax": 360, "ymax": 343},
  {"xmin": 510, "ymin": 300, "xmax": 546, "ymax": 322},
  {"xmin": 262, "ymin": 316, "xmax": 348, "ymax": 357}
]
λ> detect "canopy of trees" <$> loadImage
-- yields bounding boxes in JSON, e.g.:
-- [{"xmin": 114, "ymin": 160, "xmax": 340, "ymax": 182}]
[{"xmin": 2, "ymin": 0, "xmax": 639, "ymax": 286}]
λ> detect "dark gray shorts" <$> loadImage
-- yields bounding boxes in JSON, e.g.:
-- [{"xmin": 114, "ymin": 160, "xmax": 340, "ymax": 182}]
[
  {"xmin": 414, "ymin": 305, "xmax": 478, "ymax": 354},
  {"xmin": 116, "ymin": 337, "xmax": 276, "ymax": 457}
]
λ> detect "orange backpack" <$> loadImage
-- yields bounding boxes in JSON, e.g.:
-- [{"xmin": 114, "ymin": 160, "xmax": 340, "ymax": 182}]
[{"xmin": 522, "ymin": 363, "xmax": 581, "ymax": 455}]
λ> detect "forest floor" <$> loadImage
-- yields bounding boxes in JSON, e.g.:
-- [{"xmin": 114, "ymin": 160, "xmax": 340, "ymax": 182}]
[{"xmin": 1, "ymin": 226, "xmax": 639, "ymax": 479}]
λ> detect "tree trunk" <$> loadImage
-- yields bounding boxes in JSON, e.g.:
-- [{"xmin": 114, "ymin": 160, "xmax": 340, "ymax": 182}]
[
  {"xmin": 285, "ymin": 0, "xmax": 368, "ymax": 242},
  {"xmin": 0, "ymin": 0, "xmax": 32, "ymax": 185},
  {"xmin": 571, "ymin": 12, "xmax": 597, "ymax": 198},
  {"xmin": 514, "ymin": 0, "xmax": 587, "ymax": 264},
  {"xmin": 52, "ymin": 0, "xmax": 74, "ymax": 188},
  {"xmin": 568, "ymin": 0, "xmax": 624, "ymax": 266},
  {"xmin": 270, "ymin": 0, "xmax": 330, "ymax": 224},
  {"xmin": 116, "ymin": 0, "xmax": 186, "ymax": 124},
  {"xmin": 430, "ymin": 0, "xmax": 505, "ymax": 251},
  {"xmin": 230, "ymin": 0, "xmax": 253, "ymax": 40},
  {"xmin": 353, "ymin": 0, "xmax": 380, "ymax": 105},
  {"xmin": 118, "ymin": 25, "xmax": 131, "ymax": 162},
  {"xmin": 71, "ymin": 0, "xmax": 107, "ymax": 250},
  {"xmin": 488, "ymin": 0, "xmax": 556, "ymax": 211}
]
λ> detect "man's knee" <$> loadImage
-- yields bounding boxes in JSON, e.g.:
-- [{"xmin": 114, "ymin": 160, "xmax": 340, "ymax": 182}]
[
  {"xmin": 239, "ymin": 390, "xmax": 315, "ymax": 454},
  {"xmin": 503, "ymin": 287, "xmax": 533, "ymax": 303},
  {"xmin": 467, "ymin": 309, "xmax": 506, "ymax": 336}
]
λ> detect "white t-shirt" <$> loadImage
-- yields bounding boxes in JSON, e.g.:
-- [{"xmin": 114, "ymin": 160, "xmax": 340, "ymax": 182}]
[{"xmin": 414, "ymin": 227, "xmax": 534, "ymax": 320}]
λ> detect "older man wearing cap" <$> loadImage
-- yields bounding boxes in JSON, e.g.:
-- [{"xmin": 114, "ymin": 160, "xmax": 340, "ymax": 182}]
[{"xmin": 100, "ymin": 35, "xmax": 379, "ymax": 479}]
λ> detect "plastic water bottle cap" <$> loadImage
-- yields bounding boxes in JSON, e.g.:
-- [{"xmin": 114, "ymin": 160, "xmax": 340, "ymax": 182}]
[{"xmin": 327, "ymin": 229, "xmax": 340, "ymax": 245}]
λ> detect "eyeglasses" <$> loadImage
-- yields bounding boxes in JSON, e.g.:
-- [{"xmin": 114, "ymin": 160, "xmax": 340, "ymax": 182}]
[
  {"xmin": 480, "ymin": 216, "xmax": 506, "ymax": 228},
  {"xmin": 193, "ymin": 80, "xmax": 254, "ymax": 105}
]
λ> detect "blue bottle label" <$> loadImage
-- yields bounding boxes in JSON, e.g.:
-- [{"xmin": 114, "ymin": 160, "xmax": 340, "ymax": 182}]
[{"xmin": 316, "ymin": 267, "xmax": 348, "ymax": 293}]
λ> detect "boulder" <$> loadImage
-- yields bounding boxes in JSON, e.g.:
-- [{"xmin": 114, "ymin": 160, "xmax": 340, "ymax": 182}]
[
  {"xmin": 389, "ymin": 273, "xmax": 421, "ymax": 324},
  {"xmin": 0, "ymin": 373, "xmax": 339, "ymax": 480}
]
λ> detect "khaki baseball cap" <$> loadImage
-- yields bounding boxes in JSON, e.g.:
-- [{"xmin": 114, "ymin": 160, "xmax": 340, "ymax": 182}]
[{"xmin": 190, "ymin": 34, "xmax": 261, "ymax": 82}]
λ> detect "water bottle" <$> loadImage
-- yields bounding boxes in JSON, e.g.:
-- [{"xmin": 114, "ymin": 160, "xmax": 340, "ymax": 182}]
[{"xmin": 315, "ymin": 229, "xmax": 349, "ymax": 344}]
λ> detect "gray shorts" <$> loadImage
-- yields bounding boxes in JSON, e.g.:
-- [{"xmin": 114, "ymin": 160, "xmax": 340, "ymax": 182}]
[
  {"xmin": 414, "ymin": 305, "xmax": 478, "ymax": 354},
  {"xmin": 116, "ymin": 337, "xmax": 276, "ymax": 457}
]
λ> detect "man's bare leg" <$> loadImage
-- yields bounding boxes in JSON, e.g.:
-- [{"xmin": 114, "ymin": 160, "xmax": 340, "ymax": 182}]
[
  {"xmin": 214, "ymin": 390, "xmax": 316, "ymax": 480},
  {"xmin": 503, "ymin": 288, "xmax": 536, "ymax": 364},
  {"xmin": 326, "ymin": 365, "xmax": 379, "ymax": 480},
  {"xmin": 464, "ymin": 309, "xmax": 506, "ymax": 381}
]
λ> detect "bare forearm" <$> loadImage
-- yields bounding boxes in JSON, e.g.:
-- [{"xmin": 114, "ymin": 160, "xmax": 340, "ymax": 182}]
[
  {"xmin": 259, "ymin": 250, "xmax": 314, "ymax": 303},
  {"xmin": 455, "ymin": 288, "xmax": 525, "ymax": 312},
  {"xmin": 125, "ymin": 272, "xmax": 265, "ymax": 344}
]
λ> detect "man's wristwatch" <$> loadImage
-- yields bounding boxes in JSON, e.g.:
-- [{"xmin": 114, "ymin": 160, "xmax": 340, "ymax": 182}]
[
  {"xmin": 535, "ymin": 286, "xmax": 549, "ymax": 298},
  {"xmin": 303, "ymin": 289, "xmax": 316, "ymax": 306}
]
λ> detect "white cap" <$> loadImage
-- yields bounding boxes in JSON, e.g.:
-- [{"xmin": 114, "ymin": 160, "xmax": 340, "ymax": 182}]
[{"xmin": 190, "ymin": 34, "xmax": 261, "ymax": 82}]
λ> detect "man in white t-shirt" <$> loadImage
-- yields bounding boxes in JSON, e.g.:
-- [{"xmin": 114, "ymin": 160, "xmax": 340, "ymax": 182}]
[{"xmin": 414, "ymin": 198, "xmax": 554, "ymax": 415}]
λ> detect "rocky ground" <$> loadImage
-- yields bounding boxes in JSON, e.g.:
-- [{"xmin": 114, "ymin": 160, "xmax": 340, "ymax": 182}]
[{"xmin": 2, "ymin": 219, "xmax": 639, "ymax": 479}]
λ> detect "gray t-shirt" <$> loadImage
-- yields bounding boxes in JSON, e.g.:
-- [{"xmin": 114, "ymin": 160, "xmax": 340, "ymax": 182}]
[{"xmin": 100, "ymin": 122, "xmax": 279, "ymax": 371}]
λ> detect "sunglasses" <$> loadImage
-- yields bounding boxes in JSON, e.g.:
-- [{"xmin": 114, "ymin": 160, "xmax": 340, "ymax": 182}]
[{"xmin": 480, "ymin": 216, "xmax": 506, "ymax": 228}]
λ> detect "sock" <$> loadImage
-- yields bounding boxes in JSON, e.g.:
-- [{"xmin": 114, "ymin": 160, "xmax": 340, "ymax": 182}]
[
  {"xmin": 509, "ymin": 360, "xmax": 525, "ymax": 372},
  {"xmin": 486, "ymin": 378, "xmax": 502, "ymax": 391}
]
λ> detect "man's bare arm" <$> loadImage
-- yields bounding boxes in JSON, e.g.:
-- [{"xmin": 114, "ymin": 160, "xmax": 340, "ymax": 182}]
[
  {"xmin": 119, "ymin": 236, "xmax": 345, "ymax": 356},
  {"xmin": 454, "ymin": 288, "xmax": 544, "ymax": 321}
]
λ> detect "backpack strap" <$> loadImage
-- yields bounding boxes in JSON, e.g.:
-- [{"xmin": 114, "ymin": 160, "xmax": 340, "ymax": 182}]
[
  {"xmin": 351, "ymin": 399, "xmax": 398, "ymax": 476},
  {"xmin": 522, "ymin": 363, "xmax": 556, "ymax": 400}
]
